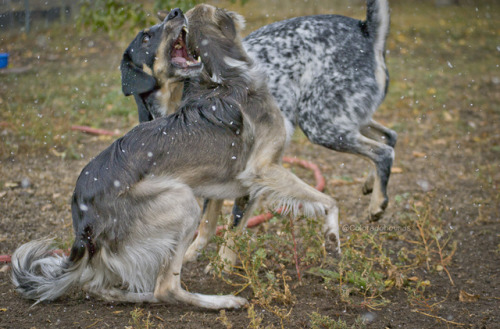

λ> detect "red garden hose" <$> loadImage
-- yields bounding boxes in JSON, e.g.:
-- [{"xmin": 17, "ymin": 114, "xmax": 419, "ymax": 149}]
[{"xmin": 1, "ymin": 126, "xmax": 326, "ymax": 263}]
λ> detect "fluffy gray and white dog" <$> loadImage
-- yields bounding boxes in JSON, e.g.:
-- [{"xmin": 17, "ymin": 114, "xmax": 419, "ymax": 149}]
[{"xmin": 11, "ymin": 6, "xmax": 340, "ymax": 308}]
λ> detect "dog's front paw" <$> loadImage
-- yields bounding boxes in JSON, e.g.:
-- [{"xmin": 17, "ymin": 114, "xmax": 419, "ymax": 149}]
[
  {"xmin": 204, "ymin": 295, "xmax": 248, "ymax": 310},
  {"xmin": 226, "ymin": 296, "xmax": 248, "ymax": 309}
]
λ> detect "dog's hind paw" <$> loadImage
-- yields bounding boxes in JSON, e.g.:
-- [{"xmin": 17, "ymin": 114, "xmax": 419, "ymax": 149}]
[
  {"xmin": 324, "ymin": 231, "xmax": 341, "ymax": 256},
  {"xmin": 368, "ymin": 210, "xmax": 384, "ymax": 222},
  {"xmin": 183, "ymin": 248, "xmax": 200, "ymax": 264},
  {"xmin": 362, "ymin": 172, "xmax": 375, "ymax": 195},
  {"xmin": 368, "ymin": 198, "xmax": 388, "ymax": 222},
  {"xmin": 362, "ymin": 182, "xmax": 373, "ymax": 195}
]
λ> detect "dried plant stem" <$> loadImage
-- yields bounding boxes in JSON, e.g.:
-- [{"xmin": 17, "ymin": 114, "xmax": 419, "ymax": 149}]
[
  {"xmin": 288, "ymin": 216, "xmax": 302, "ymax": 282},
  {"xmin": 412, "ymin": 309, "xmax": 466, "ymax": 326}
]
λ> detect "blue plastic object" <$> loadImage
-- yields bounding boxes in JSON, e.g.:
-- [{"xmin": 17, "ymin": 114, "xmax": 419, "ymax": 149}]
[{"xmin": 0, "ymin": 53, "xmax": 9, "ymax": 69}]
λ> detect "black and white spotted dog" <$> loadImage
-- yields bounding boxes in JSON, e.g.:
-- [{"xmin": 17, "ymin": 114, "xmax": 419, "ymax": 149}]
[{"xmin": 242, "ymin": 0, "xmax": 396, "ymax": 222}]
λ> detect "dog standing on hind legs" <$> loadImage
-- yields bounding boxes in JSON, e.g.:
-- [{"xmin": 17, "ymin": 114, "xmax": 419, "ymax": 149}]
[
  {"xmin": 122, "ymin": 1, "xmax": 396, "ymax": 265},
  {"xmin": 11, "ymin": 6, "xmax": 339, "ymax": 308}
]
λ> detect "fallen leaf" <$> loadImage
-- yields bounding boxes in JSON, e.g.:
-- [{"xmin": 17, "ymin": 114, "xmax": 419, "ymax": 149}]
[
  {"xmin": 408, "ymin": 276, "xmax": 419, "ymax": 281},
  {"xmin": 443, "ymin": 111, "xmax": 453, "ymax": 122},
  {"xmin": 414, "ymin": 201, "xmax": 424, "ymax": 207},
  {"xmin": 97, "ymin": 135, "xmax": 113, "ymax": 141},
  {"xmin": 41, "ymin": 204, "xmax": 53, "ymax": 212},
  {"xmin": 459, "ymin": 290, "xmax": 479, "ymax": 302},
  {"xmin": 391, "ymin": 167, "xmax": 403, "ymax": 174},
  {"xmin": 112, "ymin": 311, "xmax": 123, "ymax": 314},
  {"xmin": 4, "ymin": 182, "xmax": 19, "ymax": 188},
  {"xmin": 421, "ymin": 280, "xmax": 431, "ymax": 287},
  {"xmin": 472, "ymin": 136, "xmax": 482, "ymax": 143},
  {"xmin": 436, "ymin": 265, "xmax": 444, "ymax": 272},
  {"xmin": 0, "ymin": 308, "xmax": 7, "ymax": 312},
  {"xmin": 0, "ymin": 191, "xmax": 6, "ymax": 198},
  {"xmin": 412, "ymin": 151, "xmax": 427, "ymax": 158},
  {"xmin": 50, "ymin": 148, "xmax": 65, "ymax": 157},
  {"xmin": 432, "ymin": 138, "xmax": 447, "ymax": 145}
]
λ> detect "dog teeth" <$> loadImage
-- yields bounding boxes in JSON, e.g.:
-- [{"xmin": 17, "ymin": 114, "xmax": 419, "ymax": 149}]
[
  {"xmin": 182, "ymin": 26, "xmax": 188, "ymax": 33},
  {"xmin": 174, "ymin": 44, "xmax": 183, "ymax": 49},
  {"xmin": 197, "ymin": 56, "xmax": 201, "ymax": 62}
]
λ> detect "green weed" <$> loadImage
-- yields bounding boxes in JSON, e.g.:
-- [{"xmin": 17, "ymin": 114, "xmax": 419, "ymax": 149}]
[{"xmin": 309, "ymin": 312, "xmax": 366, "ymax": 329}]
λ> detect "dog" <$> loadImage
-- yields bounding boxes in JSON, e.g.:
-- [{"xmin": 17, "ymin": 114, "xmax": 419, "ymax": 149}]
[
  {"xmin": 120, "ymin": 8, "xmax": 202, "ymax": 121},
  {"xmin": 11, "ymin": 6, "xmax": 340, "ymax": 308},
  {"xmin": 125, "ymin": 1, "xmax": 395, "ymax": 264}
]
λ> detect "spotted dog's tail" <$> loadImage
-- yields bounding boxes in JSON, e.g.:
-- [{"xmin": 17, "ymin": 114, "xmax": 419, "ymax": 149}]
[
  {"xmin": 11, "ymin": 238, "xmax": 88, "ymax": 304},
  {"xmin": 366, "ymin": 0, "xmax": 390, "ymax": 53},
  {"xmin": 365, "ymin": 0, "xmax": 390, "ymax": 95}
]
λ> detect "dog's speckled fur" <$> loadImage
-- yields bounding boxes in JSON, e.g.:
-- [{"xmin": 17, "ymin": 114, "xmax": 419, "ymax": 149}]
[{"xmin": 242, "ymin": 0, "xmax": 395, "ymax": 222}]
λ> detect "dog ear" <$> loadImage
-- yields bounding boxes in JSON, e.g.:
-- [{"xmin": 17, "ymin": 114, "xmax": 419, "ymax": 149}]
[
  {"xmin": 225, "ymin": 10, "xmax": 246, "ymax": 33},
  {"xmin": 133, "ymin": 94, "xmax": 154, "ymax": 122},
  {"xmin": 215, "ymin": 9, "xmax": 245, "ymax": 40},
  {"xmin": 157, "ymin": 10, "xmax": 169, "ymax": 22},
  {"xmin": 120, "ymin": 50, "xmax": 157, "ymax": 96}
]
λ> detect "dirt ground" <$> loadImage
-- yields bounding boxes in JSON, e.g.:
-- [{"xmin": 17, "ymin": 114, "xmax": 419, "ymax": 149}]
[
  {"xmin": 1, "ymin": 117, "xmax": 499, "ymax": 328},
  {"xmin": 1, "ymin": 1, "xmax": 500, "ymax": 328}
]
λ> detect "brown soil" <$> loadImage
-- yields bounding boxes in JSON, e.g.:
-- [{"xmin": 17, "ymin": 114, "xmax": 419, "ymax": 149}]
[{"xmin": 1, "ymin": 117, "xmax": 499, "ymax": 328}]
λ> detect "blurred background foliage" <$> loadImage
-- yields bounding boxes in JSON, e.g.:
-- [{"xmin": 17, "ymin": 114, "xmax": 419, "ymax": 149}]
[
  {"xmin": 0, "ymin": 0, "xmax": 498, "ymax": 155},
  {"xmin": 77, "ymin": 0, "xmax": 249, "ymax": 36}
]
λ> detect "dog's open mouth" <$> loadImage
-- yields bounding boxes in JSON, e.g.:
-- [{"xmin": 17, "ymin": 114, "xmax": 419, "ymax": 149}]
[{"xmin": 171, "ymin": 27, "xmax": 201, "ymax": 69}]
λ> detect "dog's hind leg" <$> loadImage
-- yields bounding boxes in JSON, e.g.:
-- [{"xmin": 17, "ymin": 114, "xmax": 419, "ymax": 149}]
[
  {"xmin": 153, "ymin": 190, "xmax": 247, "ymax": 309},
  {"xmin": 184, "ymin": 199, "xmax": 223, "ymax": 263},
  {"xmin": 86, "ymin": 286, "xmax": 159, "ymax": 303},
  {"xmin": 322, "ymin": 132, "xmax": 394, "ymax": 221},
  {"xmin": 362, "ymin": 120, "xmax": 397, "ymax": 148},
  {"xmin": 209, "ymin": 197, "xmax": 259, "ymax": 273},
  {"xmin": 360, "ymin": 120, "xmax": 397, "ymax": 195}
]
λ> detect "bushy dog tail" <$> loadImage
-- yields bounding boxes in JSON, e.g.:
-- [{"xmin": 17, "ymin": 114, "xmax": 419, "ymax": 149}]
[
  {"xmin": 366, "ymin": 0, "xmax": 390, "ymax": 95},
  {"xmin": 366, "ymin": 0, "xmax": 390, "ymax": 53},
  {"xmin": 11, "ymin": 238, "xmax": 88, "ymax": 304}
]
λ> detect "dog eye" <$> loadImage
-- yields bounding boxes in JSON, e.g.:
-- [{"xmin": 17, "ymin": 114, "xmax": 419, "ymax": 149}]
[{"xmin": 142, "ymin": 34, "xmax": 151, "ymax": 44}]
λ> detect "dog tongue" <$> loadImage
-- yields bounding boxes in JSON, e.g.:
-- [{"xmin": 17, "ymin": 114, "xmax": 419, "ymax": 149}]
[{"xmin": 172, "ymin": 56, "xmax": 187, "ymax": 67}]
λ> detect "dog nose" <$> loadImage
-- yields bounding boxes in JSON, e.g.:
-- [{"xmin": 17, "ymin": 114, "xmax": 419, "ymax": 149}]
[{"xmin": 166, "ymin": 8, "xmax": 183, "ymax": 21}]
